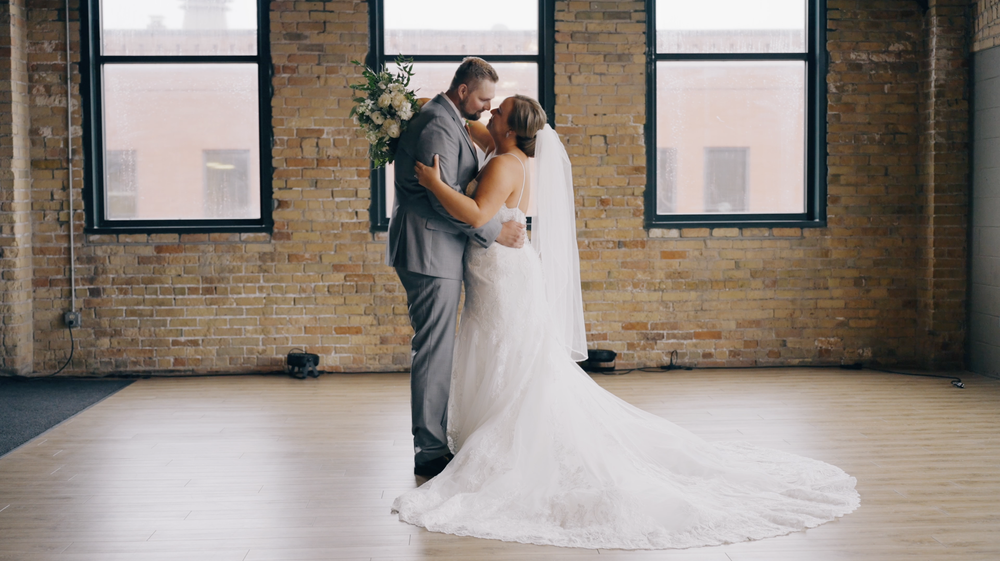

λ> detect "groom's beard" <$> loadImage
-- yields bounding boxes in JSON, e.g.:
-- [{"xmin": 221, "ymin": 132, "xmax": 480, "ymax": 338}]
[
  {"xmin": 460, "ymin": 106, "xmax": 484, "ymax": 121},
  {"xmin": 457, "ymin": 96, "xmax": 485, "ymax": 121}
]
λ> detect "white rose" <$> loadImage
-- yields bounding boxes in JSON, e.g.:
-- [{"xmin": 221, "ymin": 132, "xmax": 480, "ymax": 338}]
[
  {"xmin": 377, "ymin": 92, "xmax": 392, "ymax": 108},
  {"xmin": 398, "ymin": 105, "xmax": 413, "ymax": 121},
  {"xmin": 370, "ymin": 111, "xmax": 385, "ymax": 125},
  {"xmin": 385, "ymin": 120, "xmax": 401, "ymax": 139},
  {"xmin": 391, "ymin": 92, "xmax": 407, "ymax": 110}
]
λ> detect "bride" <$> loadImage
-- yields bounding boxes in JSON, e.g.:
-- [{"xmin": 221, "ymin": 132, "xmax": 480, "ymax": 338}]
[{"xmin": 391, "ymin": 94, "xmax": 859, "ymax": 550}]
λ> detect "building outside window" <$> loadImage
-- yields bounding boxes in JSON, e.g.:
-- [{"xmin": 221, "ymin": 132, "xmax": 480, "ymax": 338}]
[
  {"xmin": 104, "ymin": 149, "xmax": 137, "ymax": 218},
  {"xmin": 703, "ymin": 147, "xmax": 749, "ymax": 213},
  {"xmin": 646, "ymin": 0, "xmax": 826, "ymax": 228},
  {"xmin": 203, "ymin": 149, "xmax": 251, "ymax": 218},
  {"xmin": 656, "ymin": 147, "xmax": 678, "ymax": 214},
  {"xmin": 368, "ymin": 0, "xmax": 554, "ymax": 230},
  {"xmin": 81, "ymin": 0, "xmax": 272, "ymax": 233}
]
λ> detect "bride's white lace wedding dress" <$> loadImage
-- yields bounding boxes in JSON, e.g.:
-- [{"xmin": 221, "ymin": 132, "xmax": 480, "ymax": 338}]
[{"xmin": 392, "ymin": 159, "xmax": 859, "ymax": 550}]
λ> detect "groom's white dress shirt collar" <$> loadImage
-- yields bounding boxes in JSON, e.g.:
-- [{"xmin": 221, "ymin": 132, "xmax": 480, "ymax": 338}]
[
  {"xmin": 441, "ymin": 93, "xmax": 485, "ymax": 166},
  {"xmin": 441, "ymin": 93, "xmax": 464, "ymax": 123}
]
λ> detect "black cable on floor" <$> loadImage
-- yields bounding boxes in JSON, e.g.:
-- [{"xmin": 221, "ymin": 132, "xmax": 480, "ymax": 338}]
[
  {"xmin": 866, "ymin": 367, "xmax": 965, "ymax": 388},
  {"xmin": 15, "ymin": 325, "xmax": 77, "ymax": 381},
  {"xmin": 580, "ymin": 350, "xmax": 964, "ymax": 388}
]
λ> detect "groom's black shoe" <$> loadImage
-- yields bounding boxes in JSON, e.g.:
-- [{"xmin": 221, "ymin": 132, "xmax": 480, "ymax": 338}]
[{"xmin": 414, "ymin": 453, "xmax": 453, "ymax": 478}]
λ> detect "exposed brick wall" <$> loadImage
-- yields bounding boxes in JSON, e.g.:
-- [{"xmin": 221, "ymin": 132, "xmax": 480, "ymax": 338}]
[
  {"xmin": 12, "ymin": 0, "xmax": 972, "ymax": 375},
  {"xmin": 268, "ymin": 1, "xmax": 410, "ymax": 370},
  {"xmin": 555, "ymin": 1, "xmax": 967, "ymax": 369},
  {"xmin": 919, "ymin": 0, "xmax": 970, "ymax": 367},
  {"xmin": 973, "ymin": 0, "xmax": 1000, "ymax": 51},
  {"xmin": 0, "ymin": 0, "xmax": 33, "ymax": 375},
  {"xmin": 26, "ymin": 0, "xmax": 402, "ymax": 374},
  {"xmin": 824, "ymin": 1, "xmax": 927, "ymax": 366},
  {"xmin": 27, "ymin": 0, "xmax": 79, "ymax": 373}
]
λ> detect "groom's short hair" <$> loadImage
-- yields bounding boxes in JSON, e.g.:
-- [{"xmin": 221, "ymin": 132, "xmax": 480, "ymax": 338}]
[{"xmin": 449, "ymin": 57, "xmax": 499, "ymax": 92}]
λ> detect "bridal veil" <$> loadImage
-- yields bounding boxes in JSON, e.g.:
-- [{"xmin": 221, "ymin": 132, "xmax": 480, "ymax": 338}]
[{"xmin": 531, "ymin": 124, "xmax": 588, "ymax": 361}]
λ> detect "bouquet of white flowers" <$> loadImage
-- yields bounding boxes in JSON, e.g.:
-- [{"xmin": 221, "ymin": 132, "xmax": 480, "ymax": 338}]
[{"xmin": 350, "ymin": 56, "xmax": 420, "ymax": 169}]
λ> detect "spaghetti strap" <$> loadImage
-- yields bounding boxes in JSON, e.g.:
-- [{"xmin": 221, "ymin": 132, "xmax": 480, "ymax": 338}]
[{"xmin": 499, "ymin": 152, "xmax": 527, "ymax": 210}]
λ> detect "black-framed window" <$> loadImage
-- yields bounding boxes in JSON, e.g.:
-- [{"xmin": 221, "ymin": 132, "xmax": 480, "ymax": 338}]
[
  {"xmin": 645, "ymin": 0, "xmax": 826, "ymax": 229},
  {"xmin": 368, "ymin": 0, "xmax": 555, "ymax": 231},
  {"xmin": 80, "ymin": 0, "xmax": 272, "ymax": 234}
]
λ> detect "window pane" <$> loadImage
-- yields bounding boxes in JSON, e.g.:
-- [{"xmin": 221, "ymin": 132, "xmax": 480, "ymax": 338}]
[
  {"xmin": 102, "ymin": 63, "xmax": 260, "ymax": 220},
  {"xmin": 656, "ymin": 61, "xmax": 805, "ymax": 215},
  {"xmin": 656, "ymin": 147, "xmax": 678, "ymax": 214},
  {"xmin": 656, "ymin": 0, "xmax": 806, "ymax": 53},
  {"xmin": 704, "ymin": 147, "xmax": 748, "ymax": 212},
  {"xmin": 384, "ymin": 0, "xmax": 537, "ymax": 55},
  {"xmin": 384, "ymin": 62, "xmax": 539, "ymax": 219},
  {"xmin": 105, "ymin": 149, "xmax": 137, "ymax": 219},
  {"xmin": 204, "ymin": 150, "xmax": 251, "ymax": 218},
  {"xmin": 101, "ymin": 0, "xmax": 258, "ymax": 56}
]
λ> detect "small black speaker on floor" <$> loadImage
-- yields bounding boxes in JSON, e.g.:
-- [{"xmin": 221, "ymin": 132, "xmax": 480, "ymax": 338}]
[
  {"xmin": 584, "ymin": 349, "xmax": 617, "ymax": 373},
  {"xmin": 287, "ymin": 352, "xmax": 319, "ymax": 379}
]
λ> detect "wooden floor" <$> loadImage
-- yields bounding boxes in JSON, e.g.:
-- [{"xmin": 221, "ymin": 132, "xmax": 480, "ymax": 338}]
[{"xmin": 1, "ymin": 368, "xmax": 998, "ymax": 560}]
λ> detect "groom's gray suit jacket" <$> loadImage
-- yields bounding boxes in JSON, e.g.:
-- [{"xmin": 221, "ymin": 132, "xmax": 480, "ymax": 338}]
[
  {"xmin": 387, "ymin": 94, "xmax": 501, "ymax": 464},
  {"xmin": 386, "ymin": 94, "xmax": 501, "ymax": 278}
]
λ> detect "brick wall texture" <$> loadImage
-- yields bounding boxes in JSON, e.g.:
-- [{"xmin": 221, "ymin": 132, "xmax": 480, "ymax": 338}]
[
  {"xmin": 0, "ymin": 0, "xmax": 33, "ymax": 375},
  {"xmin": 974, "ymin": 0, "xmax": 1000, "ymax": 51},
  {"xmin": 919, "ymin": 0, "xmax": 970, "ymax": 367},
  {"xmin": 0, "ymin": 0, "xmax": 977, "ymax": 375}
]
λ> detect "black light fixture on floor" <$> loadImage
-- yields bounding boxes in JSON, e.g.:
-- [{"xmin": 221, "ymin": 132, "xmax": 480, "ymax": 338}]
[
  {"xmin": 286, "ymin": 350, "xmax": 319, "ymax": 379},
  {"xmin": 583, "ymin": 349, "xmax": 617, "ymax": 373}
]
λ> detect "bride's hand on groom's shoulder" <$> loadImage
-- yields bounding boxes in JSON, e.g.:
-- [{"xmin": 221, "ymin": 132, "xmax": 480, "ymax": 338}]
[{"xmin": 414, "ymin": 154, "xmax": 442, "ymax": 190}]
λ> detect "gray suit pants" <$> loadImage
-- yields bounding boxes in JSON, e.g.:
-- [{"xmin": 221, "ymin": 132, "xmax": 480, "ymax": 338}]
[{"xmin": 395, "ymin": 267, "xmax": 462, "ymax": 465}]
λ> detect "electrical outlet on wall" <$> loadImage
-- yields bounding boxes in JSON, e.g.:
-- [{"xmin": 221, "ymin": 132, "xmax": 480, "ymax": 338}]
[{"xmin": 64, "ymin": 311, "xmax": 81, "ymax": 329}]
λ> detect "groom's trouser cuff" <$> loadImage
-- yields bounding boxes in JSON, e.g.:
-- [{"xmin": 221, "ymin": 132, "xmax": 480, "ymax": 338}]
[{"xmin": 396, "ymin": 268, "xmax": 461, "ymax": 464}]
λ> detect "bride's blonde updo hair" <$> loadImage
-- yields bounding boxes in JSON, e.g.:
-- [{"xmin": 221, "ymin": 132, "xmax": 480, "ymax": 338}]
[{"xmin": 507, "ymin": 95, "xmax": 547, "ymax": 157}]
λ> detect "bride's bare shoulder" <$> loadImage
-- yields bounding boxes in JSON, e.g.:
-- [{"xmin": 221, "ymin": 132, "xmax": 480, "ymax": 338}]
[
  {"xmin": 477, "ymin": 154, "xmax": 523, "ymax": 189},
  {"xmin": 484, "ymin": 152, "xmax": 519, "ymax": 171}
]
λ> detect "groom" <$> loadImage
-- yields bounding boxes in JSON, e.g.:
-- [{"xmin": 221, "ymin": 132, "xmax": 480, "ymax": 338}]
[{"xmin": 387, "ymin": 57, "xmax": 526, "ymax": 478}]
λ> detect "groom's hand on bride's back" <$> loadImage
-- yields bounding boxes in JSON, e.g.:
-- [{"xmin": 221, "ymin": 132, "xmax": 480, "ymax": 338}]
[{"xmin": 495, "ymin": 221, "xmax": 526, "ymax": 249}]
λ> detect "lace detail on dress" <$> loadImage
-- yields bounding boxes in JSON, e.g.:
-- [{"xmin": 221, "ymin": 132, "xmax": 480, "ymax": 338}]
[{"xmin": 391, "ymin": 173, "xmax": 859, "ymax": 550}]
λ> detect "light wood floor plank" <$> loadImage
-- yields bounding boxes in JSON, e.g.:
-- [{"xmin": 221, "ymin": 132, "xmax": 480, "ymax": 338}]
[{"xmin": 1, "ymin": 369, "xmax": 998, "ymax": 560}]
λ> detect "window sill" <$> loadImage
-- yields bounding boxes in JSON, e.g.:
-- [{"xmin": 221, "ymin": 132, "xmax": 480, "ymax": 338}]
[
  {"xmin": 648, "ymin": 225, "xmax": 822, "ymax": 239},
  {"xmin": 646, "ymin": 216, "xmax": 826, "ymax": 234},
  {"xmin": 85, "ymin": 222, "xmax": 272, "ymax": 237},
  {"xmin": 84, "ymin": 231, "xmax": 272, "ymax": 246}
]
